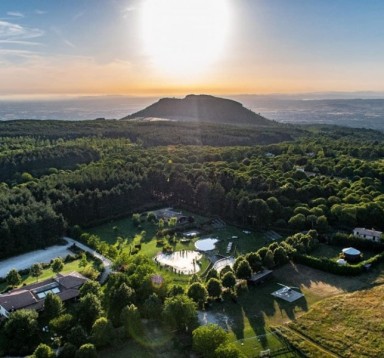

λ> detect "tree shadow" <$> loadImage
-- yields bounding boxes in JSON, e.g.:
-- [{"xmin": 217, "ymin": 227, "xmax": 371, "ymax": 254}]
[
  {"xmin": 274, "ymin": 294, "xmax": 309, "ymax": 321},
  {"xmin": 207, "ymin": 299, "xmax": 245, "ymax": 341},
  {"xmin": 239, "ymin": 285, "xmax": 277, "ymax": 349}
]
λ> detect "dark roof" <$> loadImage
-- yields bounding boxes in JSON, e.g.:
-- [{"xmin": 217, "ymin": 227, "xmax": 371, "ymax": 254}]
[
  {"xmin": 0, "ymin": 290, "xmax": 37, "ymax": 311},
  {"xmin": 58, "ymin": 288, "xmax": 81, "ymax": 301},
  {"xmin": 248, "ymin": 269, "xmax": 273, "ymax": 283},
  {"xmin": 0, "ymin": 272, "xmax": 87, "ymax": 314},
  {"xmin": 55, "ymin": 272, "xmax": 88, "ymax": 289}
]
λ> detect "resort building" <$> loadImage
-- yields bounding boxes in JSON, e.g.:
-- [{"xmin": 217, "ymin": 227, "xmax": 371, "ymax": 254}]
[
  {"xmin": 353, "ymin": 228, "xmax": 382, "ymax": 242},
  {"xmin": 0, "ymin": 272, "xmax": 87, "ymax": 318}
]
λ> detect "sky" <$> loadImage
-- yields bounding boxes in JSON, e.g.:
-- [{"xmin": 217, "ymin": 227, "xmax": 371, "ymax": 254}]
[{"xmin": 0, "ymin": 0, "xmax": 384, "ymax": 98}]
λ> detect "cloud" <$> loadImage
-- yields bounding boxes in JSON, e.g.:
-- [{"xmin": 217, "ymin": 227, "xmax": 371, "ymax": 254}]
[
  {"xmin": 35, "ymin": 10, "xmax": 47, "ymax": 15},
  {"xmin": 0, "ymin": 40, "xmax": 42, "ymax": 46},
  {"xmin": 0, "ymin": 21, "xmax": 44, "ymax": 40},
  {"xmin": 7, "ymin": 11, "xmax": 24, "ymax": 18},
  {"xmin": 0, "ymin": 21, "xmax": 44, "ymax": 63},
  {"xmin": 0, "ymin": 48, "xmax": 38, "ymax": 56}
]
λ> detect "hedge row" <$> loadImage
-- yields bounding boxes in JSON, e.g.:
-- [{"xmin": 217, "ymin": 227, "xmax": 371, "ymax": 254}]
[
  {"xmin": 293, "ymin": 252, "xmax": 384, "ymax": 276},
  {"xmin": 330, "ymin": 233, "xmax": 384, "ymax": 253}
]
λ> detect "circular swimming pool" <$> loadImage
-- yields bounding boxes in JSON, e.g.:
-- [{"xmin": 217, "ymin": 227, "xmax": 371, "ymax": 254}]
[{"xmin": 195, "ymin": 238, "xmax": 218, "ymax": 251}]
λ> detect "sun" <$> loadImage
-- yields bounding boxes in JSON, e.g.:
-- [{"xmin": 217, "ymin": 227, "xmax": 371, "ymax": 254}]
[{"xmin": 140, "ymin": 0, "xmax": 231, "ymax": 78}]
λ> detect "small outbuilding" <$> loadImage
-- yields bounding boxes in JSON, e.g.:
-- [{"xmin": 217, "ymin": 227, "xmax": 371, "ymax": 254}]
[{"xmin": 342, "ymin": 247, "xmax": 361, "ymax": 263}]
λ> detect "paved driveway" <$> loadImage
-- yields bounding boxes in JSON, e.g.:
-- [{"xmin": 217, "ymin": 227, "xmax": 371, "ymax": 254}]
[
  {"xmin": 0, "ymin": 237, "xmax": 112, "ymax": 281},
  {"xmin": 0, "ymin": 243, "xmax": 72, "ymax": 278}
]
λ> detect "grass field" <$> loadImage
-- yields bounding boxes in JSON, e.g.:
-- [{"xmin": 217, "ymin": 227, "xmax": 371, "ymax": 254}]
[{"xmin": 280, "ymin": 284, "xmax": 384, "ymax": 357}]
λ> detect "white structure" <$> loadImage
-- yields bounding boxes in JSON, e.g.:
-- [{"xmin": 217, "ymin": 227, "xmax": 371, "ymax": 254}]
[
  {"xmin": 212, "ymin": 256, "xmax": 235, "ymax": 273},
  {"xmin": 337, "ymin": 258, "xmax": 347, "ymax": 265},
  {"xmin": 353, "ymin": 228, "xmax": 382, "ymax": 242}
]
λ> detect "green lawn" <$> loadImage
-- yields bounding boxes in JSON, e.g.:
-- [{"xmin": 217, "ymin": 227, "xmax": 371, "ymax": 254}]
[
  {"xmin": 87, "ymin": 216, "xmax": 158, "ymax": 245},
  {"xmin": 212, "ymin": 227, "xmax": 269, "ymax": 256}
]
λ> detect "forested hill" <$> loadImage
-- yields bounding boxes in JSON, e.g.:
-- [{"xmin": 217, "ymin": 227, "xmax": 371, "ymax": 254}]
[{"xmin": 122, "ymin": 94, "xmax": 273, "ymax": 126}]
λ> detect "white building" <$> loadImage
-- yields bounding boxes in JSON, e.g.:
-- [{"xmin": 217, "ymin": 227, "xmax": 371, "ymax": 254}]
[{"xmin": 353, "ymin": 228, "xmax": 382, "ymax": 242}]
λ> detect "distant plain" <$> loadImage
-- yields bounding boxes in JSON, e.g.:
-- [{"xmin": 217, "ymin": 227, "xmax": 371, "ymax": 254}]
[{"xmin": 2, "ymin": 95, "xmax": 384, "ymax": 131}]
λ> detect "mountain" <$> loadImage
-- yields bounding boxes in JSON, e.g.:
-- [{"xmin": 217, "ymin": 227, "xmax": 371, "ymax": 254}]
[{"xmin": 121, "ymin": 94, "xmax": 273, "ymax": 126}]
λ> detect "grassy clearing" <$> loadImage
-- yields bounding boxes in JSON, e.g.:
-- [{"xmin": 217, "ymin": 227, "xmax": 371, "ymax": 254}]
[
  {"xmin": 87, "ymin": 216, "xmax": 158, "ymax": 245},
  {"xmin": 209, "ymin": 227, "xmax": 268, "ymax": 256},
  {"xmin": 285, "ymin": 284, "xmax": 384, "ymax": 357}
]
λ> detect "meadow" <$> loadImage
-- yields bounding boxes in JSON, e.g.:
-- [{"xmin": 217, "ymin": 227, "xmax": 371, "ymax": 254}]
[{"xmin": 281, "ymin": 284, "xmax": 384, "ymax": 357}]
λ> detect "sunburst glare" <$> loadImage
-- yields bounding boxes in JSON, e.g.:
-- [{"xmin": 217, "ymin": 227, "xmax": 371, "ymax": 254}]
[{"xmin": 140, "ymin": 0, "xmax": 231, "ymax": 78}]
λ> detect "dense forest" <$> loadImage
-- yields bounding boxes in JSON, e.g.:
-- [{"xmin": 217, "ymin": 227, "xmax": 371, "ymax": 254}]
[{"xmin": 1, "ymin": 120, "xmax": 384, "ymax": 258}]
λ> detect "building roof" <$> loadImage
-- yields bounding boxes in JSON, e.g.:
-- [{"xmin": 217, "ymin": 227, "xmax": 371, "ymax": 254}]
[
  {"xmin": 0, "ymin": 290, "xmax": 38, "ymax": 311},
  {"xmin": 55, "ymin": 272, "xmax": 88, "ymax": 289},
  {"xmin": 353, "ymin": 227, "xmax": 382, "ymax": 236},
  {"xmin": 248, "ymin": 269, "xmax": 273, "ymax": 283},
  {"xmin": 342, "ymin": 247, "xmax": 361, "ymax": 256},
  {"xmin": 0, "ymin": 272, "xmax": 87, "ymax": 314}
]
